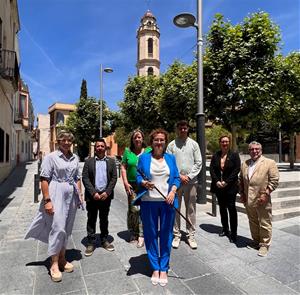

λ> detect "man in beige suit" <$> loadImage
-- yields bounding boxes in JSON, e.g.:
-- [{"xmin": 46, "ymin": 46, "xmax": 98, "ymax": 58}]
[{"xmin": 239, "ymin": 141, "xmax": 279, "ymax": 257}]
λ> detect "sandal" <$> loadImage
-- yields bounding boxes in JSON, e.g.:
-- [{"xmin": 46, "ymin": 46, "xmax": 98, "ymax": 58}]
[
  {"xmin": 50, "ymin": 269, "xmax": 62, "ymax": 282},
  {"xmin": 59, "ymin": 261, "xmax": 74, "ymax": 273},
  {"xmin": 137, "ymin": 237, "xmax": 144, "ymax": 248}
]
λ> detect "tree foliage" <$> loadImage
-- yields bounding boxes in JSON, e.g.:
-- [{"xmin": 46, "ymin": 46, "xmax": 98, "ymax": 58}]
[
  {"xmin": 119, "ymin": 75, "xmax": 163, "ymax": 133},
  {"xmin": 204, "ymin": 12, "xmax": 281, "ymax": 149},
  {"xmin": 80, "ymin": 79, "xmax": 88, "ymax": 100},
  {"xmin": 159, "ymin": 61, "xmax": 197, "ymax": 131}
]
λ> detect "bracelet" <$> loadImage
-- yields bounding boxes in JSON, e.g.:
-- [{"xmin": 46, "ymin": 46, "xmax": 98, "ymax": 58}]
[{"xmin": 44, "ymin": 198, "xmax": 51, "ymax": 205}]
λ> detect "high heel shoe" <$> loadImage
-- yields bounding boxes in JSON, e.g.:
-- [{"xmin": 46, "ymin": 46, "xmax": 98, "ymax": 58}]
[
  {"xmin": 151, "ymin": 276, "xmax": 159, "ymax": 285},
  {"xmin": 159, "ymin": 278, "xmax": 168, "ymax": 287}
]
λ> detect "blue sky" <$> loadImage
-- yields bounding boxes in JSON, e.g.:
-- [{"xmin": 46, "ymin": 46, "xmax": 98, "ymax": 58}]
[{"xmin": 18, "ymin": 0, "xmax": 300, "ymax": 119}]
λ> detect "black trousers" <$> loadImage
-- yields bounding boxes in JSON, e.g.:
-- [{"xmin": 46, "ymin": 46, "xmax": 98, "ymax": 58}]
[
  {"xmin": 86, "ymin": 197, "xmax": 112, "ymax": 245},
  {"xmin": 216, "ymin": 192, "xmax": 238, "ymax": 235}
]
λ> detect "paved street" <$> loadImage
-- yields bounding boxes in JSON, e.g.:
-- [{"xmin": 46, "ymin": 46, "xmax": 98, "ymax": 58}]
[{"xmin": 0, "ymin": 161, "xmax": 299, "ymax": 295}]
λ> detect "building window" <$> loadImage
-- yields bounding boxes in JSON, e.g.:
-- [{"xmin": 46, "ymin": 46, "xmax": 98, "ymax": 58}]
[
  {"xmin": 20, "ymin": 94, "xmax": 27, "ymax": 117},
  {"xmin": 22, "ymin": 140, "xmax": 24, "ymax": 153},
  {"xmin": 56, "ymin": 112, "xmax": 64, "ymax": 125},
  {"xmin": 147, "ymin": 67, "xmax": 154, "ymax": 76},
  {"xmin": 148, "ymin": 38, "xmax": 153, "ymax": 57},
  {"xmin": 5, "ymin": 133, "xmax": 9, "ymax": 162},
  {"xmin": 0, "ymin": 128, "xmax": 4, "ymax": 162}
]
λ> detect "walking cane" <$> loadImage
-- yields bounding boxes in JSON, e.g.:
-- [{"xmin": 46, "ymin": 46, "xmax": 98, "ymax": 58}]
[{"xmin": 137, "ymin": 168, "xmax": 194, "ymax": 228}]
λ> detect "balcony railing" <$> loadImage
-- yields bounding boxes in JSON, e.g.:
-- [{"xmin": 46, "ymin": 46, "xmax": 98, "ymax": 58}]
[{"xmin": 0, "ymin": 49, "xmax": 20, "ymax": 89}]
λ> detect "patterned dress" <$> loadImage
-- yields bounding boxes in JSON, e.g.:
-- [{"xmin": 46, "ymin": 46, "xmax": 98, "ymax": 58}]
[{"xmin": 25, "ymin": 150, "xmax": 81, "ymax": 256}]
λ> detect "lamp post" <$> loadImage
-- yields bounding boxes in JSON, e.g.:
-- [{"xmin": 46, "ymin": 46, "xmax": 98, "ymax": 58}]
[
  {"xmin": 99, "ymin": 64, "xmax": 113, "ymax": 138},
  {"xmin": 173, "ymin": 0, "xmax": 206, "ymax": 203}
]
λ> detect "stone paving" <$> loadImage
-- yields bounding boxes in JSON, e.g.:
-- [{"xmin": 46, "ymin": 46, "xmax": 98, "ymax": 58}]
[{"xmin": 0, "ymin": 161, "xmax": 299, "ymax": 295}]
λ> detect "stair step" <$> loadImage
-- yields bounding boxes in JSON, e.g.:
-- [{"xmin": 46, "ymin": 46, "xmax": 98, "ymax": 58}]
[
  {"xmin": 272, "ymin": 187, "xmax": 300, "ymax": 198},
  {"xmin": 272, "ymin": 207, "xmax": 300, "ymax": 221},
  {"xmin": 272, "ymin": 196, "xmax": 300, "ymax": 209},
  {"xmin": 206, "ymin": 195, "xmax": 300, "ymax": 221}
]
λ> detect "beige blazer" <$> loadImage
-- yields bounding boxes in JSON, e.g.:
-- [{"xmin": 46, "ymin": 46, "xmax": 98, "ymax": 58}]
[{"xmin": 239, "ymin": 156, "xmax": 279, "ymax": 207}]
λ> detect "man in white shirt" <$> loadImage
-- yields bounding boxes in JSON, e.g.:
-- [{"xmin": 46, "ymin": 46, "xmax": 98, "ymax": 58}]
[{"xmin": 166, "ymin": 120, "xmax": 202, "ymax": 249}]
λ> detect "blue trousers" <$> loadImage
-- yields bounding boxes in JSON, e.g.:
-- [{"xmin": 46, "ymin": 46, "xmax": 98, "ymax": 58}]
[{"xmin": 140, "ymin": 201, "xmax": 175, "ymax": 271}]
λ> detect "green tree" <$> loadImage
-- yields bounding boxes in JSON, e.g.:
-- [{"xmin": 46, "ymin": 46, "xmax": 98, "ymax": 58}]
[
  {"xmin": 159, "ymin": 61, "xmax": 197, "ymax": 131},
  {"xmin": 267, "ymin": 52, "xmax": 300, "ymax": 168},
  {"xmin": 80, "ymin": 79, "xmax": 88, "ymax": 100},
  {"xmin": 66, "ymin": 97, "xmax": 99, "ymax": 160},
  {"xmin": 204, "ymin": 12, "xmax": 281, "ymax": 150},
  {"xmin": 119, "ymin": 75, "xmax": 163, "ymax": 133}
]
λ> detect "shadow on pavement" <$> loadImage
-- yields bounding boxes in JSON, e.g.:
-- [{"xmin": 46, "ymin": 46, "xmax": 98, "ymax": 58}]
[
  {"xmin": 117, "ymin": 230, "xmax": 131, "ymax": 243},
  {"xmin": 0, "ymin": 162, "xmax": 34, "ymax": 214},
  {"xmin": 200, "ymin": 223, "xmax": 222, "ymax": 234},
  {"xmin": 26, "ymin": 249, "xmax": 82, "ymax": 270},
  {"xmin": 126, "ymin": 254, "xmax": 151, "ymax": 277}
]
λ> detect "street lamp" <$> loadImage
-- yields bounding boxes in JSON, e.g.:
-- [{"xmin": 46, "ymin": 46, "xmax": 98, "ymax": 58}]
[
  {"xmin": 99, "ymin": 64, "xmax": 113, "ymax": 138},
  {"xmin": 173, "ymin": 0, "xmax": 207, "ymax": 203}
]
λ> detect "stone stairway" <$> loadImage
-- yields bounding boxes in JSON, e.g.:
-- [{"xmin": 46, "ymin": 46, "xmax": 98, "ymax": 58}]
[{"xmin": 204, "ymin": 166, "xmax": 300, "ymax": 221}]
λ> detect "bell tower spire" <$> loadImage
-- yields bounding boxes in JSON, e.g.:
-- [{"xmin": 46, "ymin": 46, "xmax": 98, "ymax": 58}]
[{"xmin": 136, "ymin": 10, "xmax": 160, "ymax": 76}]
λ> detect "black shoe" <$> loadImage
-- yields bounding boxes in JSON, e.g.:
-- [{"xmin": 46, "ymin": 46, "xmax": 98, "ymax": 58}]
[
  {"xmin": 230, "ymin": 234, "xmax": 237, "ymax": 243},
  {"xmin": 219, "ymin": 231, "xmax": 229, "ymax": 237}
]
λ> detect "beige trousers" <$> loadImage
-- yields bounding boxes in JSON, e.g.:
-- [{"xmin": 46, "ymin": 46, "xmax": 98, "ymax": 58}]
[
  {"xmin": 245, "ymin": 203, "xmax": 272, "ymax": 247},
  {"xmin": 173, "ymin": 183, "xmax": 197, "ymax": 239}
]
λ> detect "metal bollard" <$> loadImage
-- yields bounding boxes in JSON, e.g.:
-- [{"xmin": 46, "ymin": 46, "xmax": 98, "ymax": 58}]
[
  {"xmin": 212, "ymin": 193, "xmax": 217, "ymax": 217},
  {"xmin": 34, "ymin": 174, "xmax": 40, "ymax": 203}
]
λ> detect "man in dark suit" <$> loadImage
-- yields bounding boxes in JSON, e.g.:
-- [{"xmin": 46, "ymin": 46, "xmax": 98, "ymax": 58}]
[
  {"xmin": 210, "ymin": 135, "xmax": 241, "ymax": 243},
  {"xmin": 82, "ymin": 138, "xmax": 117, "ymax": 256}
]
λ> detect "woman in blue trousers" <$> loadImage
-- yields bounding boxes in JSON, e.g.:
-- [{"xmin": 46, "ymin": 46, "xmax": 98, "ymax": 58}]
[{"xmin": 134, "ymin": 128, "xmax": 180, "ymax": 287}]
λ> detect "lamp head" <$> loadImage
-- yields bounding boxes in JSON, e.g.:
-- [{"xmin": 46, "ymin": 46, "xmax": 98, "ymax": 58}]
[
  {"xmin": 103, "ymin": 67, "xmax": 113, "ymax": 73},
  {"xmin": 173, "ymin": 13, "xmax": 196, "ymax": 28}
]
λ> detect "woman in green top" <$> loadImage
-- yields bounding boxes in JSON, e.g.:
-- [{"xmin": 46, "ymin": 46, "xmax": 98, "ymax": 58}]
[{"xmin": 121, "ymin": 129, "xmax": 151, "ymax": 247}]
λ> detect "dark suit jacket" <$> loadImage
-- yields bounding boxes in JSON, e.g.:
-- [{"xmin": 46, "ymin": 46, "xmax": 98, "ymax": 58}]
[
  {"xmin": 82, "ymin": 156, "xmax": 117, "ymax": 202},
  {"xmin": 210, "ymin": 150, "xmax": 241, "ymax": 195}
]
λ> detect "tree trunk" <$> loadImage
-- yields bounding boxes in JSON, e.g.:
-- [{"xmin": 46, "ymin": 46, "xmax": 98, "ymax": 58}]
[
  {"xmin": 231, "ymin": 125, "xmax": 238, "ymax": 152},
  {"xmin": 289, "ymin": 132, "xmax": 295, "ymax": 169}
]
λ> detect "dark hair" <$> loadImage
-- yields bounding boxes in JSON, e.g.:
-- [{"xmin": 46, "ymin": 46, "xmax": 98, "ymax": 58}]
[
  {"xmin": 149, "ymin": 128, "xmax": 169, "ymax": 146},
  {"xmin": 219, "ymin": 135, "xmax": 230, "ymax": 143},
  {"xmin": 176, "ymin": 120, "xmax": 189, "ymax": 128},
  {"xmin": 94, "ymin": 138, "xmax": 107, "ymax": 147},
  {"xmin": 129, "ymin": 129, "xmax": 146, "ymax": 151}
]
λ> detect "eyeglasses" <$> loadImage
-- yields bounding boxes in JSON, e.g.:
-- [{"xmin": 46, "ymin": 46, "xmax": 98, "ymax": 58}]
[{"xmin": 249, "ymin": 148, "xmax": 261, "ymax": 151}]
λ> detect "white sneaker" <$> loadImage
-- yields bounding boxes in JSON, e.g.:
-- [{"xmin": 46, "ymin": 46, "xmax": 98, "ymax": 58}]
[
  {"xmin": 188, "ymin": 237, "xmax": 197, "ymax": 249},
  {"xmin": 172, "ymin": 236, "xmax": 181, "ymax": 249}
]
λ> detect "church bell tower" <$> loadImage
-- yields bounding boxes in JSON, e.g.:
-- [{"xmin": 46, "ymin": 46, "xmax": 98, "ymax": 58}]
[{"xmin": 136, "ymin": 10, "xmax": 160, "ymax": 76}]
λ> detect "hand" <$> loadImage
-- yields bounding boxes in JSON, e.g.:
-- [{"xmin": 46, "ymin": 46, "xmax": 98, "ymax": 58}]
[
  {"xmin": 99, "ymin": 192, "xmax": 108, "ymax": 200},
  {"xmin": 180, "ymin": 175, "xmax": 190, "ymax": 185},
  {"xmin": 239, "ymin": 193, "xmax": 246, "ymax": 204},
  {"xmin": 45, "ymin": 201, "xmax": 54, "ymax": 215},
  {"xmin": 221, "ymin": 181, "xmax": 227, "ymax": 187},
  {"xmin": 93, "ymin": 192, "xmax": 101, "ymax": 201},
  {"xmin": 125, "ymin": 183, "xmax": 133, "ymax": 195},
  {"xmin": 257, "ymin": 193, "xmax": 269, "ymax": 205},
  {"xmin": 216, "ymin": 181, "xmax": 224, "ymax": 188},
  {"xmin": 143, "ymin": 181, "xmax": 154, "ymax": 190},
  {"xmin": 166, "ymin": 191, "xmax": 175, "ymax": 205}
]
